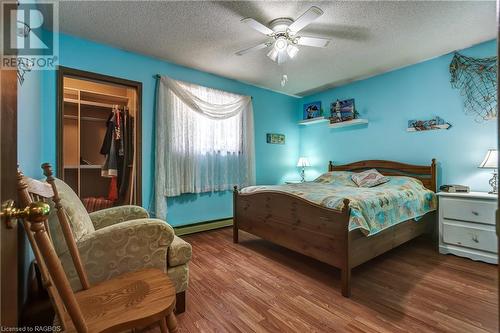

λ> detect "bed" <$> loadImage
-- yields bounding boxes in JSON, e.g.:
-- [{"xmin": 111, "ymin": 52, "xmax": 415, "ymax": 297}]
[{"xmin": 233, "ymin": 159, "xmax": 437, "ymax": 297}]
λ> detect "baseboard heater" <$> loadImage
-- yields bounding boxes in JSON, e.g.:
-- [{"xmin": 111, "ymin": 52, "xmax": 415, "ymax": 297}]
[{"xmin": 174, "ymin": 218, "xmax": 233, "ymax": 236}]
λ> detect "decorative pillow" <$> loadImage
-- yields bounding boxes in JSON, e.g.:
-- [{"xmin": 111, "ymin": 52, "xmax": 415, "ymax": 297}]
[
  {"xmin": 314, "ymin": 171, "xmax": 356, "ymax": 186},
  {"xmin": 351, "ymin": 169, "xmax": 389, "ymax": 187}
]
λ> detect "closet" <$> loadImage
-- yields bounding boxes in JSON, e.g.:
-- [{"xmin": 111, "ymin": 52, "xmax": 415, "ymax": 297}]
[{"xmin": 57, "ymin": 67, "xmax": 142, "ymax": 212}]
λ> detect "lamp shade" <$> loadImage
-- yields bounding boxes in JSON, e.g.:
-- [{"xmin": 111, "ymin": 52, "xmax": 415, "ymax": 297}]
[
  {"xmin": 297, "ymin": 157, "xmax": 311, "ymax": 167},
  {"xmin": 479, "ymin": 149, "xmax": 498, "ymax": 169}
]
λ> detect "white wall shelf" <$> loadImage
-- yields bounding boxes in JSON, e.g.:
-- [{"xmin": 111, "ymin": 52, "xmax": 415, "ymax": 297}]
[
  {"xmin": 406, "ymin": 124, "xmax": 451, "ymax": 132},
  {"xmin": 298, "ymin": 117, "xmax": 329, "ymax": 126},
  {"xmin": 329, "ymin": 118, "xmax": 368, "ymax": 129}
]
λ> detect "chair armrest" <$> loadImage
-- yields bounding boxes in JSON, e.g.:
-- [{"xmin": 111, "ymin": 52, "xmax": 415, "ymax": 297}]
[
  {"xmin": 168, "ymin": 236, "xmax": 192, "ymax": 267},
  {"xmin": 74, "ymin": 218, "xmax": 174, "ymax": 287},
  {"xmin": 89, "ymin": 205, "xmax": 150, "ymax": 229}
]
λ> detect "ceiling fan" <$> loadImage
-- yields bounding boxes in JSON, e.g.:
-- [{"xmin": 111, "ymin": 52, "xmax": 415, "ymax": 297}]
[{"xmin": 236, "ymin": 6, "xmax": 330, "ymax": 64}]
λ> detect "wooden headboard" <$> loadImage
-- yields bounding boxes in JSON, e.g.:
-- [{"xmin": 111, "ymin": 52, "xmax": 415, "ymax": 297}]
[{"xmin": 328, "ymin": 159, "xmax": 437, "ymax": 192}]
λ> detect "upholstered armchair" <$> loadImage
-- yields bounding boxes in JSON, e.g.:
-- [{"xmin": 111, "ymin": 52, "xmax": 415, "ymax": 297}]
[{"xmin": 46, "ymin": 178, "xmax": 191, "ymax": 313}]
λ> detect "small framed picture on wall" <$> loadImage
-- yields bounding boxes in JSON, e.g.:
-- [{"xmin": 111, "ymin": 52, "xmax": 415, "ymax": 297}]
[
  {"xmin": 303, "ymin": 101, "xmax": 322, "ymax": 120},
  {"xmin": 266, "ymin": 133, "xmax": 285, "ymax": 144}
]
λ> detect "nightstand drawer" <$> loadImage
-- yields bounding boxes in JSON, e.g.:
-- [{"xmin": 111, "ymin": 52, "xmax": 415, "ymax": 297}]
[
  {"xmin": 440, "ymin": 197, "xmax": 496, "ymax": 225},
  {"xmin": 442, "ymin": 220, "xmax": 497, "ymax": 253}
]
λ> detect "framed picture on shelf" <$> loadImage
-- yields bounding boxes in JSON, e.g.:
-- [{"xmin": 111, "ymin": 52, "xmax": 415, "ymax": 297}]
[
  {"xmin": 330, "ymin": 99, "xmax": 356, "ymax": 123},
  {"xmin": 303, "ymin": 101, "xmax": 322, "ymax": 120}
]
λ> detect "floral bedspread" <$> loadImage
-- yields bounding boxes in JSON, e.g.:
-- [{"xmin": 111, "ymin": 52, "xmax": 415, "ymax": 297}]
[{"xmin": 240, "ymin": 171, "xmax": 437, "ymax": 236}]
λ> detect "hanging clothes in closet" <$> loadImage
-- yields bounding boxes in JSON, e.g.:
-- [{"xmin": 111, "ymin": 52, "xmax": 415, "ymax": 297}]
[{"xmin": 100, "ymin": 105, "xmax": 134, "ymax": 203}]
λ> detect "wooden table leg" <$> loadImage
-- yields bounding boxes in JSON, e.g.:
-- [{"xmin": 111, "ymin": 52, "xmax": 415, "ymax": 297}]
[{"xmin": 166, "ymin": 312, "xmax": 178, "ymax": 333}]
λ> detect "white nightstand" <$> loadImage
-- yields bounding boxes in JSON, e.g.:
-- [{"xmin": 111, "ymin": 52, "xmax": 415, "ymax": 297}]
[{"xmin": 437, "ymin": 191, "xmax": 498, "ymax": 264}]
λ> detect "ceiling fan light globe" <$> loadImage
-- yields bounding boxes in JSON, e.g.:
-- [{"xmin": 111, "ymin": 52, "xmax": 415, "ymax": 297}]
[
  {"xmin": 276, "ymin": 50, "xmax": 288, "ymax": 64},
  {"xmin": 274, "ymin": 37, "xmax": 288, "ymax": 51},
  {"xmin": 267, "ymin": 48, "xmax": 279, "ymax": 62},
  {"xmin": 287, "ymin": 44, "xmax": 299, "ymax": 58}
]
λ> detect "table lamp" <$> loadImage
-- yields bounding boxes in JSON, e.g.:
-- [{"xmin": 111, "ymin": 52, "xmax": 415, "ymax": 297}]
[
  {"xmin": 297, "ymin": 157, "xmax": 311, "ymax": 182},
  {"xmin": 479, "ymin": 149, "xmax": 498, "ymax": 194}
]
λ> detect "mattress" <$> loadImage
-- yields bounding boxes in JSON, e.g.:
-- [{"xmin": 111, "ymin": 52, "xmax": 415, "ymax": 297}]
[{"xmin": 240, "ymin": 171, "xmax": 437, "ymax": 236}]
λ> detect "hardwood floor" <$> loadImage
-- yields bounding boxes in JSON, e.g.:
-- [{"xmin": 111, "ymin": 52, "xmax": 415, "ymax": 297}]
[{"xmin": 149, "ymin": 227, "xmax": 498, "ymax": 333}]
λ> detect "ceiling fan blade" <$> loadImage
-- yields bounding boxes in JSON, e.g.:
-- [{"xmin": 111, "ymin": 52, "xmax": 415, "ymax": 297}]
[
  {"xmin": 241, "ymin": 18, "xmax": 274, "ymax": 35},
  {"xmin": 235, "ymin": 42, "xmax": 271, "ymax": 56},
  {"xmin": 297, "ymin": 36, "xmax": 331, "ymax": 48},
  {"xmin": 288, "ymin": 6, "xmax": 324, "ymax": 33}
]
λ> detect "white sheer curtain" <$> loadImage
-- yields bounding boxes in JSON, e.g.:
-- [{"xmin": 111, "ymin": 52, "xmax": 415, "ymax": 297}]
[{"xmin": 154, "ymin": 76, "xmax": 255, "ymax": 219}]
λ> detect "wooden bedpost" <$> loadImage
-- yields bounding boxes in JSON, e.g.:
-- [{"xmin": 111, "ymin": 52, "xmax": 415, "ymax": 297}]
[
  {"xmin": 233, "ymin": 186, "xmax": 239, "ymax": 243},
  {"xmin": 328, "ymin": 161, "xmax": 334, "ymax": 172},
  {"xmin": 340, "ymin": 198, "xmax": 351, "ymax": 297},
  {"xmin": 431, "ymin": 158, "xmax": 437, "ymax": 192}
]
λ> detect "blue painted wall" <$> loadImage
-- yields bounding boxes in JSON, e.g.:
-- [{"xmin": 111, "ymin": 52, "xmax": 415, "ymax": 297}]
[
  {"xmin": 300, "ymin": 40, "xmax": 497, "ymax": 192},
  {"xmin": 19, "ymin": 72, "xmax": 42, "ymax": 177},
  {"xmin": 41, "ymin": 33, "xmax": 300, "ymax": 227},
  {"xmin": 18, "ymin": 53, "xmax": 43, "ymax": 305}
]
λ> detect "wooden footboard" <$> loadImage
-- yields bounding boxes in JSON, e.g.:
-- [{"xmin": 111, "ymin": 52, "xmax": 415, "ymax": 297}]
[{"xmin": 233, "ymin": 187, "xmax": 353, "ymax": 296}]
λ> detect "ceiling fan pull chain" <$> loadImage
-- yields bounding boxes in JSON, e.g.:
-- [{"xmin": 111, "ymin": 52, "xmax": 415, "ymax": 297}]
[{"xmin": 281, "ymin": 74, "xmax": 288, "ymax": 87}]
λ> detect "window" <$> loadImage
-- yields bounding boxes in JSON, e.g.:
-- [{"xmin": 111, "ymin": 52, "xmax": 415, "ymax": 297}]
[{"xmin": 153, "ymin": 77, "xmax": 255, "ymax": 218}]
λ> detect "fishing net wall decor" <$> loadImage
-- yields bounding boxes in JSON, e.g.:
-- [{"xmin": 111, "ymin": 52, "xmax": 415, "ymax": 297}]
[{"xmin": 450, "ymin": 52, "xmax": 497, "ymax": 122}]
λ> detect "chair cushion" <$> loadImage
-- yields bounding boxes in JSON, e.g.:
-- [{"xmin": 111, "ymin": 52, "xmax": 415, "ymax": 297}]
[
  {"xmin": 48, "ymin": 179, "xmax": 95, "ymax": 255},
  {"xmin": 167, "ymin": 236, "xmax": 192, "ymax": 267}
]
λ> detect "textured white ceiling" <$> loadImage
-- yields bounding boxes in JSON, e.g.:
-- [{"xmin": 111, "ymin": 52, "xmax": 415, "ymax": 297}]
[{"xmin": 56, "ymin": 1, "xmax": 496, "ymax": 96}]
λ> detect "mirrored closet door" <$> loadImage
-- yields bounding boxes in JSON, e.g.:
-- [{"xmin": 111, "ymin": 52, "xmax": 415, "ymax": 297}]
[{"xmin": 57, "ymin": 67, "xmax": 142, "ymax": 212}]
